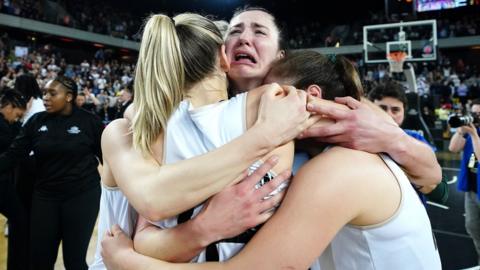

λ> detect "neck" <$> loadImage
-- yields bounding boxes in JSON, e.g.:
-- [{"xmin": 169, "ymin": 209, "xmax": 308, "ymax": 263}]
[
  {"xmin": 59, "ymin": 104, "xmax": 73, "ymax": 116},
  {"xmin": 230, "ymin": 78, "xmax": 263, "ymax": 95},
  {"xmin": 185, "ymin": 74, "xmax": 228, "ymax": 108}
]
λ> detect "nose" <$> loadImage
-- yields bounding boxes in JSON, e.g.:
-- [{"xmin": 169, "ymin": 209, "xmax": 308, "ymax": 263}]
[{"xmin": 238, "ymin": 30, "xmax": 252, "ymax": 46}]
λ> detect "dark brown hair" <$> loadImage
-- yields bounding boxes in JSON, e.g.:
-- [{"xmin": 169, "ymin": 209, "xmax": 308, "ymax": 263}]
[
  {"xmin": 267, "ymin": 50, "xmax": 363, "ymax": 100},
  {"xmin": 0, "ymin": 89, "xmax": 27, "ymax": 110},
  {"xmin": 368, "ymin": 81, "xmax": 408, "ymax": 108}
]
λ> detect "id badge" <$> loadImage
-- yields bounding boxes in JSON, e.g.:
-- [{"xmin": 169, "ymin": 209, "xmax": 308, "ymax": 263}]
[{"xmin": 468, "ymin": 153, "xmax": 477, "ymax": 169}]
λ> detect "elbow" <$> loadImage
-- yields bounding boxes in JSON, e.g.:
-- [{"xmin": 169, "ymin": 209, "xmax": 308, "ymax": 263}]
[
  {"xmin": 139, "ymin": 195, "xmax": 171, "ymax": 222},
  {"xmin": 447, "ymin": 145, "xmax": 456, "ymax": 153},
  {"xmin": 140, "ymin": 196, "xmax": 185, "ymax": 222},
  {"xmin": 141, "ymin": 203, "xmax": 170, "ymax": 222},
  {"xmin": 426, "ymin": 163, "xmax": 442, "ymax": 186},
  {"xmin": 433, "ymin": 164, "xmax": 442, "ymax": 185}
]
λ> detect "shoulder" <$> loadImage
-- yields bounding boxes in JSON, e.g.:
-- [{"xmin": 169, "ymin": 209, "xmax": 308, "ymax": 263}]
[
  {"xmin": 102, "ymin": 119, "xmax": 130, "ymax": 143},
  {"xmin": 76, "ymin": 107, "xmax": 103, "ymax": 125},
  {"xmin": 298, "ymin": 146, "xmax": 386, "ymax": 188},
  {"xmin": 25, "ymin": 111, "xmax": 47, "ymax": 126}
]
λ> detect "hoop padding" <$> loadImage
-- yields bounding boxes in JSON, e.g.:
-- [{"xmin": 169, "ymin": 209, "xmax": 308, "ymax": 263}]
[{"xmin": 387, "ymin": 51, "xmax": 407, "ymax": 73}]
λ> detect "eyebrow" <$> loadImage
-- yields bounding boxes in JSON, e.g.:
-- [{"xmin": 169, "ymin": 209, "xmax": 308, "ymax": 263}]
[{"xmin": 230, "ymin": 22, "xmax": 269, "ymax": 30}]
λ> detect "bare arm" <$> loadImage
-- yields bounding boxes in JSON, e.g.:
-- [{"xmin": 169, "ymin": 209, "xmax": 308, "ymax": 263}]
[
  {"xmin": 302, "ymin": 96, "xmax": 441, "ymax": 187},
  {"xmin": 453, "ymin": 124, "xmax": 480, "ymax": 158},
  {"xmin": 449, "ymin": 127, "xmax": 467, "ymax": 153},
  {"xmin": 104, "ymin": 119, "xmax": 274, "ymax": 221},
  {"xmin": 102, "ymin": 148, "xmax": 385, "ymax": 270},
  {"xmin": 133, "ymin": 160, "xmax": 291, "ymax": 262},
  {"xmin": 131, "ymin": 85, "xmax": 297, "ymax": 261},
  {"xmin": 384, "ymin": 125, "xmax": 441, "ymax": 187},
  {"xmin": 104, "ymin": 83, "xmax": 311, "ymax": 221}
]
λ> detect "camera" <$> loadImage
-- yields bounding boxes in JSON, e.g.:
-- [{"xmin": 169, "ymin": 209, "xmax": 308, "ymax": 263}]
[{"xmin": 448, "ymin": 114, "xmax": 480, "ymax": 128}]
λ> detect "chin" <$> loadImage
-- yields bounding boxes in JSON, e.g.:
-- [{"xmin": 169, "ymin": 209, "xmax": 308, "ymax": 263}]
[{"xmin": 229, "ymin": 68, "xmax": 260, "ymax": 80}]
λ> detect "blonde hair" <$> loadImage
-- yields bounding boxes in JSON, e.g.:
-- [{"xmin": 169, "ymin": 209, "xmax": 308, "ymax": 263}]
[{"xmin": 132, "ymin": 13, "xmax": 223, "ymax": 155}]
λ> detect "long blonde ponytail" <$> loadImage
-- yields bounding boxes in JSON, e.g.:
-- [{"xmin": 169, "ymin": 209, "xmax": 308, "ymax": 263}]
[{"xmin": 132, "ymin": 14, "xmax": 184, "ymax": 155}]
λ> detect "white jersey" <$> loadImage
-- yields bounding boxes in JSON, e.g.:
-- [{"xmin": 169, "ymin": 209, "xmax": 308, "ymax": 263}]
[
  {"xmin": 89, "ymin": 185, "xmax": 138, "ymax": 270},
  {"xmin": 314, "ymin": 153, "xmax": 441, "ymax": 270},
  {"xmin": 150, "ymin": 92, "xmax": 257, "ymax": 262},
  {"xmin": 88, "ymin": 93, "xmax": 249, "ymax": 269}
]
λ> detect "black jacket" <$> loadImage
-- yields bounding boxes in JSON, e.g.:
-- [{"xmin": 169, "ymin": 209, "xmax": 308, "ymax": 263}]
[
  {"xmin": 0, "ymin": 113, "xmax": 21, "ymax": 183},
  {"xmin": 0, "ymin": 107, "xmax": 104, "ymax": 199}
]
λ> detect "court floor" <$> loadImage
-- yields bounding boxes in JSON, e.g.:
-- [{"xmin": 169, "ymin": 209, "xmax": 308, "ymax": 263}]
[{"xmin": 0, "ymin": 140, "xmax": 478, "ymax": 270}]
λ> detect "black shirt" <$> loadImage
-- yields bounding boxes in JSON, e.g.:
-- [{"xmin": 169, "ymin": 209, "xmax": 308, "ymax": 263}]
[
  {"xmin": 0, "ymin": 113, "xmax": 21, "ymax": 183},
  {"xmin": 0, "ymin": 107, "xmax": 104, "ymax": 199}
]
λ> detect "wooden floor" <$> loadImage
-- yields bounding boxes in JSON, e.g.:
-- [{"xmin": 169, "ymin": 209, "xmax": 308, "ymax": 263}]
[{"xmin": 0, "ymin": 214, "xmax": 98, "ymax": 270}]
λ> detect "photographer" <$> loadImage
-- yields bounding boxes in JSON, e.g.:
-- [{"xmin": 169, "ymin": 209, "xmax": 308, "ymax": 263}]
[
  {"xmin": 449, "ymin": 98, "xmax": 480, "ymax": 265},
  {"xmin": 369, "ymin": 81, "xmax": 447, "ymax": 203}
]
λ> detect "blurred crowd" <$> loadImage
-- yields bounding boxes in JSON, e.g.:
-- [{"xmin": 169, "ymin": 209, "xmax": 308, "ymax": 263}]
[
  {"xmin": 356, "ymin": 55, "xmax": 480, "ymax": 139},
  {"xmin": 1, "ymin": 0, "xmax": 141, "ymax": 41},
  {"xmin": 287, "ymin": 11, "xmax": 480, "ymax": 48},
  {"xmin": 1, "ymin": 1, "xmax": 479, "ymax": 48},
  {"xmin": 0, "ymin": 38, "xmax": 135, "ymax": 125}
]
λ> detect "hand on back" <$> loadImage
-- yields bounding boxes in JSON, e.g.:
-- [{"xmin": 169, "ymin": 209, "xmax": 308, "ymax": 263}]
[
  {"xmin": 301, "ymin": 96, "xmax": 400, "ymax": 153},
  {"xmin": 255, "ymin": 83, "xmax": 313, "ymax": 146}
]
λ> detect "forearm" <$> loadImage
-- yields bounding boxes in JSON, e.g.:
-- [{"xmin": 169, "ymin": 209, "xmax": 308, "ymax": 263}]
[
  {"xmin": 448, "ymin": 130, "xmax": 466, "ymax": 152},
  {"xmin": 133, "ymin": 218, "xmax": 210, "ymax": 263},
  {"xmin": 118, "ymin": 249, "xmax": 223, "ymax": 270},
  {"xmin": 109, "ymin": 121, "xmax": 277, "ymax": 221},
  {"xmin": 386, "ymin": 127, "xmax": 441, "ymax": 186}
]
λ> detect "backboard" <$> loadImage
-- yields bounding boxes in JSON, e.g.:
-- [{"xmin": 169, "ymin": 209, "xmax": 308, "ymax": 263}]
[{"xmin": 363, "ymin": 20, "xmax": 437, "ymax": 64}]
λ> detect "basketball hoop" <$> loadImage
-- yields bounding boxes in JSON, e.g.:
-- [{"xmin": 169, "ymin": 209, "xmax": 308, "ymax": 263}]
[{"xmin": 387, "ymin": 51, "xmax": 407, "ymax": 73}]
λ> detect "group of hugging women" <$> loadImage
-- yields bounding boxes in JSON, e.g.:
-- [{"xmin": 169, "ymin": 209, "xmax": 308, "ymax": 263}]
[{"xmin": 90, "ymin": 6, "xmax": 443, "ymax": 270}]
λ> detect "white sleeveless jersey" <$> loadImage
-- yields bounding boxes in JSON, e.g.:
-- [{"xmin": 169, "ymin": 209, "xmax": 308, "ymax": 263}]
[
  {"xmin": 150, "ymin": 92, "xmax": 248, "ymax": 262},
  {"xmin": 313, "ymin": 153, "xmax": 441, "ymax": 270},
  {"xmin": 151, "ymin": 92, "xmax": 288, "ymax": 263},
  {"xmin": 89, "ymin": 184, "xmax": 138, "ymax": 270}
]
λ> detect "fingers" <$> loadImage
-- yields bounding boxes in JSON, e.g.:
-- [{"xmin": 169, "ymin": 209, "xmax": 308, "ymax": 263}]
[
  {"xmin": 263, "ymin": 83, "xmax": 283, "ymax": 97},
  {"xmin": 256, "ymin": 209, "xmax": 275, "ymax": 225},
  {"xmin": 307, "ymin": 101, "xmax": 352, "ymax": 121},
  {"xmin": 240, "ymin": 155, "xmax": 279, "ymax": 189},
  {"xmin": 256, "ymin": 170, "xmax": 291, "ymax": 200},
  {"xmin": 300, "ymin": 122, "xmax": 348, "ymax": 138},
  {"xmin": 335, "ymin": 96, "xmax": 362, "ymax": 109},
  {"xmin": 297, "ymin": 115, "xmax": 325, "ymax": 138},
  {"xmin": 258, "ymin": 187, "xmax": 286, "ymax": 212}
]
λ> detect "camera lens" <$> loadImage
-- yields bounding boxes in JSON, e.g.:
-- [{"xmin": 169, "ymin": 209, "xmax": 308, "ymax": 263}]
[{"xmin": 448, "ymin": 114, "xmax": 474, "ymax": 128}]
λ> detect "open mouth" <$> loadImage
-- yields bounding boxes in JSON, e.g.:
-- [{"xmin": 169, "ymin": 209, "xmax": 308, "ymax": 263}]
[{"xmin": 234, "ymin": 53, "xmax": 257, "ymax": 64}]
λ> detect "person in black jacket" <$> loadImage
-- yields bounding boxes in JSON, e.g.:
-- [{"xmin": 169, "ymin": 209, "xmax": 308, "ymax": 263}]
[
  {"xmin": 0, "ymin": 76, "xmax": 104, "ymax": 270},
  {"xmin": 0, "ymin": 89, "xmax": 27, "ymax": 270}
]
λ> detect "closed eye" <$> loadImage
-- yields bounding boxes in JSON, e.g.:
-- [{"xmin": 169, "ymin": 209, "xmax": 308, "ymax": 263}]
[{"xmin": 229, "ymin": 29, "xmax": 241, "ymax": 35}]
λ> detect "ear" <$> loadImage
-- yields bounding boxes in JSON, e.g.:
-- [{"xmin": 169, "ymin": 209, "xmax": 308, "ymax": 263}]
[
  {"xmin": 66, "ymin": 92, "xmax": 73, "ymax": 103},
  {"xmin": 306, "ymin": 84, "xmax": 322, "ymax": 99},
  {"xmin": 276, "ymin": 49, "xmax": 285, "ymax": 59},
  {"xmin": 219, "ymin": 45, "xmax": 230, "ymax": 72}
]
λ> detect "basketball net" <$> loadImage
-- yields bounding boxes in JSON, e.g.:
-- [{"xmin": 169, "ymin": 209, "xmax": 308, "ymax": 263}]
[{"xmin": 387, "ymin": 51, "xmax": 407, "ymax": 73}]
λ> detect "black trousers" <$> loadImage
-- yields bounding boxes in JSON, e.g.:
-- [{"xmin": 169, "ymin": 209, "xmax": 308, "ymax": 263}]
[
  {"xmin": 0, "ymin": 176, "xmax": 30, "ymax": 270},
  {"xmin": 30, "ymin": 185, "xmax": 100, "ymax": 270}
]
